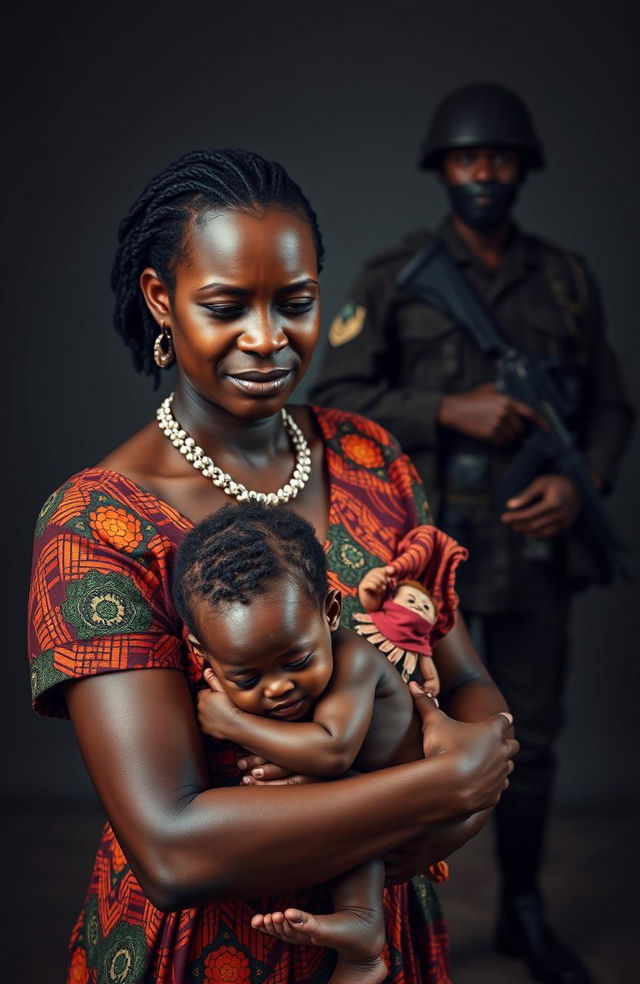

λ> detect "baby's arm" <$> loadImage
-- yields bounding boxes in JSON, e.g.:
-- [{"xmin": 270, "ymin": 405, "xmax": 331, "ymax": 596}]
[{"xmin": 198, "ymin": 629, "xmax": 381, "ymax": 778}]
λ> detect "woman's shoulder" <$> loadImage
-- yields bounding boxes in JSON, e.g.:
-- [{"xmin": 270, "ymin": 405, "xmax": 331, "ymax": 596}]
[
  {"xmin": 307, "ymin": 404, "xmax": 404, "ymax": 457},
  {"xmin": 33, "ymin": 463, "xmax": 191, "ymax": 554},
  {"xmin": 307, "ymin": 404, "xmax": 431, "ymax": 527}
]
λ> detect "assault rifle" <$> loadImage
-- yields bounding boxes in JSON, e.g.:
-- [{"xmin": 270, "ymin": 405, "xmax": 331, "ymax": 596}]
[{"xmin": 396, "ymin": 236, "xmax": 628, "ymax": 581}]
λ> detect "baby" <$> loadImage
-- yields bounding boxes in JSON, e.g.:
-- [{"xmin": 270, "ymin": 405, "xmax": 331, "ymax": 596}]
[
  {"xmin": 173, "ymin": 503, "xmax": 452, "ymax": 984},
  {"xmin": 355, "ymin": 526, "xmax": 468, "ymax": 694}
]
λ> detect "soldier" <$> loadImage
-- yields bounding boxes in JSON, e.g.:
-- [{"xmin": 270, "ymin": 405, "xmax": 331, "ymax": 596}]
[{"xmin": 310, "ymin": 83, "xmax": 634, "ymax": 984}]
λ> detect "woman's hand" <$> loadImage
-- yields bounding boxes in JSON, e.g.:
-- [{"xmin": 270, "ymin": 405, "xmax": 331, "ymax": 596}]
[
  {"xmin": 236, "ymin": 754, "xmax": 321, "ymax": 786},
  {"xmin": 410, "ymin": 681, "xmax": 518, "ymax": 815},
  {"xmin": 197, "ymin": 668, "xmax": 242, "ymax": 740},
  {"xmin": 419, "ymin": 655, "xmax": 441, "ymax": 698}
]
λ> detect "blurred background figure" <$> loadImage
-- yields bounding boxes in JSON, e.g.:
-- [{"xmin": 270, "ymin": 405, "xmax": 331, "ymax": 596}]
[{"xmin": 311, "ymin": 83, "xmax": 634, "ymax": 984}]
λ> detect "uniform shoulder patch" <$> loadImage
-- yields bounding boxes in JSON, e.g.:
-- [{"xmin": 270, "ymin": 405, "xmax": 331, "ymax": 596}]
[{"xmin": 329, "ymin": 302, "xmax": 366, "ymax": 347}]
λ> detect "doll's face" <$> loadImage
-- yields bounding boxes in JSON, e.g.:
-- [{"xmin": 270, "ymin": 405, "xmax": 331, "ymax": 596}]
[{"xmin": 393, "ymin": 584, "xmax": 436, "ymax": 622}]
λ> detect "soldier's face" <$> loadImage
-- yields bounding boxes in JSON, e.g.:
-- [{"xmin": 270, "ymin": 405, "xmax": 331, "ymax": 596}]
[
  {"xmin": 441, "ymin": 147, "xmax": 522, "ymax": 231},
  {"xmin": 442, "ymin": 147, "xmax": 521, "ymax": 186}
]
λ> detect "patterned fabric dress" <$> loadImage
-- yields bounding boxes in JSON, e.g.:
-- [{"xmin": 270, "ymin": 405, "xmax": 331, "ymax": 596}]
[{"xmin": 28, "ymin": 406, "xmax": 451, "ymax": 984}]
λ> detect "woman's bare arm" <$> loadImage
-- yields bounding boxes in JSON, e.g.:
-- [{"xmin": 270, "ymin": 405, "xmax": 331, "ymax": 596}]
[
  {"xmin": 65, "ymin": 665, "xmax": 516, "ymax": 911},
  {"xmin": 435, "ymin": 612, "xmax": 512, "ymax": 724}
]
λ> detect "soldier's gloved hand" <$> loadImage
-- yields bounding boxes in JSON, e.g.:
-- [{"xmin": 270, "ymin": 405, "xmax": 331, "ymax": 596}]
[
  {"xmin": 437, "ymin": 382, "xmax": 545, "ymax": 444},
  {"xmin": 500, "ymin": 473, "xmax": 581, "ymax": 537}
]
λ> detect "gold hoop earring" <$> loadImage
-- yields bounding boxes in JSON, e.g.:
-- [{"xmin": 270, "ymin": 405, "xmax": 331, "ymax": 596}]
[{"xmin": 153, "ymin": 326, "xmax": 174, "ymax": 368}]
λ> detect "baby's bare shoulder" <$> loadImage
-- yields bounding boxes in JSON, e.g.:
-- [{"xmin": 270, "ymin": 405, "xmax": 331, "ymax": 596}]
[{"xmin": 332, "ymin": 627, "xmax": 401, "ymax": 694}]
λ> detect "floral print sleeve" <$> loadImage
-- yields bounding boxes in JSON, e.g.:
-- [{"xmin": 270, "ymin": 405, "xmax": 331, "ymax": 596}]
[{"xmin": 28, "ymin": 470, "xmax": 188, "ymax": 718}]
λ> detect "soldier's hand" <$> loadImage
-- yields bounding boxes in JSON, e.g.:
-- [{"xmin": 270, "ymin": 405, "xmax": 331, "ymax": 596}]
[
  {"xmin": 500, "ymin": 474, "xmax": 581, "ymax": 537},
  {"xmin": 437, "ymin": 382, "xmax": 544, "ymax": 444}
]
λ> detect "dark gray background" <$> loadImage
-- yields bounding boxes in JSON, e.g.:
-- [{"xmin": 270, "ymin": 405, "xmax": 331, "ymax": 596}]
[{"xmin": 3, "ymin": 0, "xmax": 639, "ymax": 812}]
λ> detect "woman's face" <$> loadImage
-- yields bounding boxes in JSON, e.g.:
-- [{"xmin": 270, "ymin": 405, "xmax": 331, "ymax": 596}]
[{"xmin": 144, "ymin": 207, "xmax": 320, "ymax": 419}]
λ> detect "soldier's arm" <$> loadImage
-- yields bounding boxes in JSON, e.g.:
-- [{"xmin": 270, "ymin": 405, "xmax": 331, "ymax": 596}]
[
  {"xmin": 309, "ymin": 266, "xmax": 446, "ymax": 452},
  {"xmin": 579, "ymin": 267, "xmax": 634, "ymax": 491}
]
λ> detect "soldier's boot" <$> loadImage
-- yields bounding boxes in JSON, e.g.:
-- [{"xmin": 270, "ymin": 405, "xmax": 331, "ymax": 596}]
[{"xmin": 494, "ymin": 799, "xmax": 591, "ymax": 984}]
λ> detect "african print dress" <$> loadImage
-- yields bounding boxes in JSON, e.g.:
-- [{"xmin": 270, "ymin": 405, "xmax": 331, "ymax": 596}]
[{"xmin": 28, "ymin": 406, "xmax": 451, "ymax": 984}]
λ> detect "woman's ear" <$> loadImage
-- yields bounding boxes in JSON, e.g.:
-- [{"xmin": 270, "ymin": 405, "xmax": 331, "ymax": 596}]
[
  {"xmin": 325, "ymin": 589, "xmax": 342, "ymax": 631},
  {"xmin": 139, "ymin": 267, "xmax": 172, "ymax": 327}
]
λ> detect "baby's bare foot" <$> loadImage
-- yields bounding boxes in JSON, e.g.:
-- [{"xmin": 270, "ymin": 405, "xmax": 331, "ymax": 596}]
[
  {"xmin": 251, "ymin": 906, "xmax": 387, "ymax": 984},
  {"xmin": 251, "ymin": 910, "xmax": 314, "ymax": 946}
]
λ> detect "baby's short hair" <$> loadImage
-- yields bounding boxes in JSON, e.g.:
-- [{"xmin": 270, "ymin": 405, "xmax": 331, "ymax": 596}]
[{"xmin": 173, "ymin": 502, "xmax": 328, "ymax": 635}]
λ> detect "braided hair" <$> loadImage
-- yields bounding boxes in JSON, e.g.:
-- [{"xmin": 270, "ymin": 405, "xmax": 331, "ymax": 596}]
[
  {"xmin": 111, "ymin": 149, "xmax": 325, "ymax": 385},
  {"xmin": 173, "ymin": 502, "xmax": 328, "ymax": 637}
]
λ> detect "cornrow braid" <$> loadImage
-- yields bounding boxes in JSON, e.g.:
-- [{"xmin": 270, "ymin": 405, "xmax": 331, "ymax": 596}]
[
  {"xmin": 173, "ymin": 502, "xmax": 328, "ymax": 637},
  {"xmin": 111, "ymin": 149, "xmax": 325, "ymax": 385}
]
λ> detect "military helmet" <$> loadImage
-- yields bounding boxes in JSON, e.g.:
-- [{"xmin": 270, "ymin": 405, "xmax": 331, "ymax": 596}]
[{"xmin": 419, "ymin": 83, "xmax": 545, "ymax": 170}]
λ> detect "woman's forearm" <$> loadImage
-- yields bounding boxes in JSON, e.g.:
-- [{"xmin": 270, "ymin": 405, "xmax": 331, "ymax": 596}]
[
  {"xmin": 435, "ymin": 612, "xmax": 510, "ymax": 724},
  {"xmin": 443, "ymin": 677, "xmax": 510, "ymax": 723},
  {"xmin": 153, "ymin": 756, "xmax": 468, "ymax": 909},
  {"xmin": 66, "ymin": 668, "xmax": 488, "ymax": 912}
]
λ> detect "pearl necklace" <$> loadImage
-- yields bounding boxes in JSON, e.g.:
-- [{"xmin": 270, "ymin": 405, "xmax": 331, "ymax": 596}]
[{"xmin": 156, "ymin": 393, "xmax": 312, "ymax": 505}]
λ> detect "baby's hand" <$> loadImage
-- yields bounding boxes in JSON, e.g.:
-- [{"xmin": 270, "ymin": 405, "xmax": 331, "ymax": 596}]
[
  {"xmin": 358, "ymin": 565, "xmax": 397, "ymax": 612},
  {"xmin": 197, "ymin": 668, "xmax": 241, "ymax": 740}
]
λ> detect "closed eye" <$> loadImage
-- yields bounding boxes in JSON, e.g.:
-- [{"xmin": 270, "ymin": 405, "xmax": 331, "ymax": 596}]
[
  {"xmin": 285, "ymin": 653, "xmax": 313, "ymax": 670},
  {"xmin": 278, "ymin": 298, "xmax": 315, "ymax": 316},
  {"xmin": 201, "ymin": 303, "xmax": 246, "ymax": 320},
  {"xmin": 233, "ymin": 675, "xmax": 260, "ymax": 690}
]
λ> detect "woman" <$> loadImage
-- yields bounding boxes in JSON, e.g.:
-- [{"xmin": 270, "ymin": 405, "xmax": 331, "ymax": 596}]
[{"xmin": 28, "ymin": 150, "xmax": 516, "ymax": 984}]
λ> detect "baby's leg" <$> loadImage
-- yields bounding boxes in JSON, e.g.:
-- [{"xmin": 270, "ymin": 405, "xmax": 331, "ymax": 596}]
[{"xmin": 252, "ymin": 859, "xmax": 387, "ymax": 984}]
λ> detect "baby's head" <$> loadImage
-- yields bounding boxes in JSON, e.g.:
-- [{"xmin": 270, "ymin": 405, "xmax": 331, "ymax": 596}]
[
  {"xmin": 393, "ymin": 580, "xmax": 437, "ymax": 623},
  {"xmin": 173, "ymin": 503, "xmax": 340, "ymax": 720}
]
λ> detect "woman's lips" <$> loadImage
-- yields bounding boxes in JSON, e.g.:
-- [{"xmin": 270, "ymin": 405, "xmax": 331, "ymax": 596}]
[{"xmin": 226, "ymin": 368, "xmax": 294, "ymax": 396}]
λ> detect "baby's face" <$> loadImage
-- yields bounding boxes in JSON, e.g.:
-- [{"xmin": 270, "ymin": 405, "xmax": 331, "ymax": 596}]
[
  {"xmin": 394, "ymin": 584, "xmax": 436, "ymax": 622},
  {"xmin": 195, "ymin": 578, "xmax": 336, "ymax": 721}
]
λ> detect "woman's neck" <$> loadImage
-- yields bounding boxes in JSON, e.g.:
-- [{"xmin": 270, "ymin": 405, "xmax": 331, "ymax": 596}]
[{"xmin": 171, "ymin": 376, "xmax": 287, "ymax": 462}]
